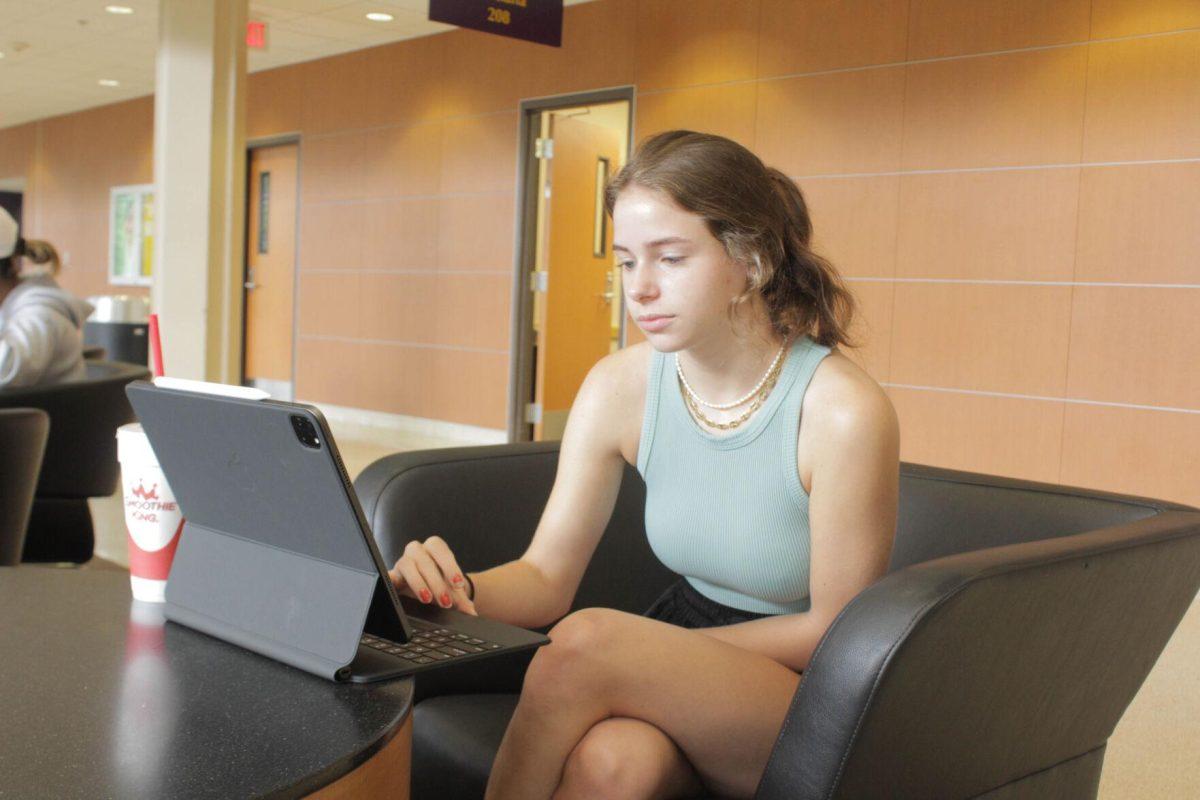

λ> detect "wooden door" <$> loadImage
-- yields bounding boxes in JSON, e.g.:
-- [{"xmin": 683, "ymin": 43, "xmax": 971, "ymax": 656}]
[
  {"xmin": 534, "ymin": 113, "xmax": 624, "ymax": 440},
  {"xmin": 244, "ymin": 143, "xmax": 297, "ymax": 385}
]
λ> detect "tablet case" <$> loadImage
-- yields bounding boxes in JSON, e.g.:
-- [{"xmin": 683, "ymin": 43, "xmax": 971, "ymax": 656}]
[{"xmin": 127, "ymin": 382, "xmax": 410, "ymax": 681}]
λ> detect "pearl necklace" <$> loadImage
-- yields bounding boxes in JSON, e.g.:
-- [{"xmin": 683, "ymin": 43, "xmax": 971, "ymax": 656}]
[
  {"xmin": 675, "ymin": 338, "xmax": 789, "ymax": 410},
  {"xmin": 679, "ymin": 355, "xmax": 783, "ymax": 430}
]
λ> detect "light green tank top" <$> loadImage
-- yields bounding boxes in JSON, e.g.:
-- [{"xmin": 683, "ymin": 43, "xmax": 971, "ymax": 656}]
[{"xmin": 636, "ymin": 336, "xmax": 832, "ymax": 614}]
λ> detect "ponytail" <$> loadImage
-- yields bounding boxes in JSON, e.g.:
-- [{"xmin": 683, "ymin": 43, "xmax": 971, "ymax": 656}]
[
  {"xmin": 21, "ymin": 239, "xmax": 61, "ymax": 275},
  {"xmin": 2, "ymin": 238, "xmax": 61, "ymax": 279}
]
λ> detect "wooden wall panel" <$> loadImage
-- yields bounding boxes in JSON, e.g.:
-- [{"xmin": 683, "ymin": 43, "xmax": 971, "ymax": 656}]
[
  {"xmin": 841, "ymin": 279, "xmax": 894, "ymax": 382},
  {"xmin": 1060, "ymin": 404, "xmax": 1200, "ymax": 507},
  {"xmin": 246, "ymin": 64, "xmax": 304, "ymax": 140},
  {"xmin": 32, "ymin": 97, "xmax": 154, "ymax": 299},
  {"xmin": 757, "ymin": 0, "xmax": 908, "ymax": 76},
  {"xmin": 888, "ymin": 387, "xmax": 1065, "ymax": 482},
  {"xmin": 1090, "ymin": 0, "xmax": 1200, "ymax": 39},
  {"xmin": 300, "ymin": 133, "xmax": 367, "ymax": 202},
  {"xmin": 295, "ymin": 337, "xmax": 364, "ymax": 407},
  {"xmin": 903, "ymin": 46, "xmax": 1088, "ymax": 170},
  {"xmin": 362, "ymin": 122, "xmax": 443, "ymax": 199},
  {"xmin": 802, "ymin": 175, "xmax": 900, "ymax": 278},
  {"xmin": 0, "ymin": 123, "xmax": 37, "ymax": 183},
  {"xmin": 429, "ymin": 349, "xmax": 509, "ymax": 429},
  {"xmin": 299, "ymin": 48, "xmax": 372, "ymax": 135},
  {"xmin": 358, "ymin": 342, "xmax": 435, "ymax": 419},
  {"xmin": 439, "ymin": 113, "xmax": 519, "ymax": 195},
  {"xmin": 432, "ymin": 273, "xmax": 512, "ymax": 352},
  {"xmin": 895, "ymin": 168, "xmax": 1080, "ymax": 281},
  {"xmin": 363, "ymin": 199, "xmax": 440, "ymax": 270},
  {"xmin": 890, "ymin": 283, "xmax": 1072, "ymax": 396},
  {"xmin": 1066, "ymin": 287, "xmax": 1200, "ymax": 409},
  {"xmin": 297, "ymin": 272, "xmax": 362, "ymax": 339},
  {"xmin": 360, "ymin": 36, "xmax": 449, "ymax": 129},
  {"xmin": 635, "ymin": 83, "xmax": 758, "ymax": 148},
  {"xmin": 436, "ymin": 193, "xmax": 515, "ymax": 272},
  {"xmin": 1082, "ymin": 31, "xmax": 1200, "ymax": 162},
  {"xmin": 756, "ymin": 66, "xmax": 906, "ymax": 176},
  {"xmin": 634, "ymin": 0, "xmax": 760, "ymax": 92},
  {"xmin": 907, "ymin": 0, "xmax": 1090, "ymax": 59},
  {"xmin": 298, "ymin": 203, "xmax": 364, "ymax": 270},
  {"xmin": 1074, "ymin": 163, "xmax": 1200, "ymax": 285},
  {"xmin": 358, "ymin": 273, "xmax": 437, "ymax": 344}
]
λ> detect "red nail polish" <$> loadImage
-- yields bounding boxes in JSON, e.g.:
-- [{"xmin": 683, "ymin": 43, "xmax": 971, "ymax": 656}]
[
  {"xmin": 452, "ymin": 574, "xmax": 463, "ymax": 583},
  {"xmin": 419, "ymin": 589, "xmax": 432, "ymax": 603},
  {"xmin": 440, "ymin": 593, "xmax": 451, "ymax": 607}
]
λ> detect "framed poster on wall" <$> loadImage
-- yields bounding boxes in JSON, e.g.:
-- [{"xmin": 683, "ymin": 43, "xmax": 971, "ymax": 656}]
[{"xmin": 109, "ymin": 183, "xmax": 154, "ymax": 286}]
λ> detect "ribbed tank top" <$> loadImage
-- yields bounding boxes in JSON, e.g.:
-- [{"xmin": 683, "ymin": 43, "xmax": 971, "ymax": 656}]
[{"xmin": 636, "ymin": 336, "xmax": 832, "ymax": 614}]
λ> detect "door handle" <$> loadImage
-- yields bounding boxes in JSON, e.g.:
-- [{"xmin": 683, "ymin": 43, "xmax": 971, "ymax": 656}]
[{"xmin": 244, "ymin": 281, "xmax": 258, "ymax": 290}]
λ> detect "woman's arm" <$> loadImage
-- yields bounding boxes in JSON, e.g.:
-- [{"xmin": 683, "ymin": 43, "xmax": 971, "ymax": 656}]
[
  {"xmin": 698, "ymin": 374, "xmax": 900, "ymax": 672},
  {"xmin": 0, "ymin": 307, "xmax": 68, "ymax": 387},
  {"xmin": 410, "ymin": 350, "xmax": 640, "ymax": 629}
]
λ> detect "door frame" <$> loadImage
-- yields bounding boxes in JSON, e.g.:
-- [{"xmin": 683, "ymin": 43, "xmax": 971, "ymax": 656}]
[
  {"xmin": 241, "ymin": 133, "xmax": 301, "ymax": 397},
  {"xmin": 508, "ymin": 86, "xmax": 635, "ymax": 442}
]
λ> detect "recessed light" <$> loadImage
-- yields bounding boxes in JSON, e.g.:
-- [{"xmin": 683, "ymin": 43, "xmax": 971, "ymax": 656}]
[
  {"xmin": 99, "ymin": 78, "xmax": 120, "ymax": 87},
  {"xmin": 365, "ymin": 12, "xmax": 394, "ymax": 22},
  {"xmin": 105, "ymin": 5, "xmax": 134, "ymax": 14}
]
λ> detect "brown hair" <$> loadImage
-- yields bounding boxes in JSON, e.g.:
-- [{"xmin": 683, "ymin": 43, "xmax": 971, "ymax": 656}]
[
  {"xmin": 604, "ymin": 130, "xmax": 858, "ymax": 349},
  {"xmin": 0, "ymin": 238, "xmax": 61, "ymax": 280}
]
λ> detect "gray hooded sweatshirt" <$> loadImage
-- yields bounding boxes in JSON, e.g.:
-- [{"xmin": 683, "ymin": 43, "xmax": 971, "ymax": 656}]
[{"xmin": 0, "ymin": 275, "xmax": 94, "ymax": 388}]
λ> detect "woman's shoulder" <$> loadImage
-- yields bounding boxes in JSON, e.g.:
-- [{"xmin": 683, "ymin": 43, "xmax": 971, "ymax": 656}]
[
  {"xmin": 574, "ymin": 342, "xmax": 654, "ymax": 462},
  {"xmin": 803, "ymin": 347, "xmax": 898, "ymax": 439}
]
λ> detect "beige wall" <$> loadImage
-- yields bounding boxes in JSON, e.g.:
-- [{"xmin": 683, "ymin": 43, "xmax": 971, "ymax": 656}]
[
  {"xmin": 0, "ymin": 97, "xmax": 154, "ymax": 300},
  {"xmin": 3, "ymin": 0, "xmax": 1198, "ymax": 505}
]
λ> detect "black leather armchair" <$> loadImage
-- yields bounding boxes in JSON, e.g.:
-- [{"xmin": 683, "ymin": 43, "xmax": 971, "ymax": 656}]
[
  {"xmin": 355, "ymin": 443, "xmax": 1200, "ymax": 799},
  {"xmin": 0, "ymin": 408, "xmax": 49, "ymax": 566},
  {"xmin": 0, "ymin": 360, "xmax": 151, "ymax": 562}
]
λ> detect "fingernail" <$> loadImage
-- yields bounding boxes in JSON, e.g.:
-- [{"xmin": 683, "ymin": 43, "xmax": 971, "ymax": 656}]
[
  {"xmin": 440, "ymin": 593, "xmax": 451, "ymax": 607},
  {"xmin": 419, "ymin": 589, "xmax": 432, "ymax": 603},
  {"xmin": 451, "ymin": 574, "xmax": 463, "ymax": 584}
]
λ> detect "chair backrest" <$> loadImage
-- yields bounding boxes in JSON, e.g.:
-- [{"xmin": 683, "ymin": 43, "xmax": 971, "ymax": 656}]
[
  {"xmin": 0, "ymin": 408, "xmax": 50, "ymax": 565},
  {"xmin": 0, "ymin": 361, "xmax": 150, "ymax": 498},
  {"xmin": 357, "ymin": 443, "xmax": 677, "ymax": 620},
  {"xmin": 757, "ymin": 464, "xmax": 1200, "ymax": 800},
  {"xmin": 891, "ymin": 462, "xmax": 1169, "ymax": 570}
]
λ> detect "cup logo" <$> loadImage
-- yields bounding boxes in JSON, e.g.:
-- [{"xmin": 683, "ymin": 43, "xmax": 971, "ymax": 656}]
[
  {"xmin": 131, "ymin": 481, "xmax": 159, "ymax": 501},
  {"xmin": 124, "ymin": 472, "xmax": 180, "ymax": 552}
]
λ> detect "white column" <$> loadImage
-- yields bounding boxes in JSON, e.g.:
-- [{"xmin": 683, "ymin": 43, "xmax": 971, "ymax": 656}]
[{"xmin": 151, "ymin": 0, "xmax": 246, "ymax": 382}]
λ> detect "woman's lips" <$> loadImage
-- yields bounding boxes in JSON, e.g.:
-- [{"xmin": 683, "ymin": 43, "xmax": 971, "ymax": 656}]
[{"xmin": 637, "ymin": 314, "xmax": 674, "ymax": 333}]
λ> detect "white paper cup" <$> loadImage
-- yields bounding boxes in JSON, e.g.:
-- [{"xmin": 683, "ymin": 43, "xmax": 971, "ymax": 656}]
[{"xmin": 117, "ymin": 423, "xmax": 183, "ymax": 602}]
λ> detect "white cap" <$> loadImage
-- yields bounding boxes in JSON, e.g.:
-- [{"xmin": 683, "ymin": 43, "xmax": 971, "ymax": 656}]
[{"xmin": 0, "ymin": 207, "xmax": 17, "ymax": 260}]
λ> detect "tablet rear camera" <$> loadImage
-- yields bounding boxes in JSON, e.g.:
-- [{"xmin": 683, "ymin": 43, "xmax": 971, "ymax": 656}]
[{"xmin": 290, "ymin": 415, "xmax": 321, "ymax": 449}]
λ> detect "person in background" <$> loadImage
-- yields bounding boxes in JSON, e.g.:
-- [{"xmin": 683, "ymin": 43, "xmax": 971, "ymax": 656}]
[{"xmin": 0, "ymin": 207, "xmax": 93, "ymax": 388}]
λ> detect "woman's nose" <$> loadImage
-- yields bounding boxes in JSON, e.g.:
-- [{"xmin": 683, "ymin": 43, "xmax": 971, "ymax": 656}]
[{"xmin": 626, "ymin": 264, "xmax": 658, "ymax": 302}]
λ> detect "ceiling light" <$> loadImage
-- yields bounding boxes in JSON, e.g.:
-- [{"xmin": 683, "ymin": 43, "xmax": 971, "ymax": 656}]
[
  {"xmin": 365, "ymin": 12, "xmax": 394, "ymax": 22},
  {"xmin": 105, "ymin": 5, "xmax": 134, "ymax": 13},
  {"xmin": 99, "ymin": 78, "xmax": 120, "ymax": 87}
]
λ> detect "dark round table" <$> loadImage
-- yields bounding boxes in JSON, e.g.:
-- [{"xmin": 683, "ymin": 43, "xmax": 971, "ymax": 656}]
[{"xmin": 0, "ymin": 568, "xmax": 414, "ymax": 799}]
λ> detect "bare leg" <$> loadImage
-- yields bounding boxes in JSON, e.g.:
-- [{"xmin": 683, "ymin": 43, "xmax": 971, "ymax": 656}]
[
  {"xmin": 551, "ymin": 717, "xmax": 704, "ymax": 800},
  {"xmin": 483, "ymin": 608, "xmax": 801, "ymax": 800}
]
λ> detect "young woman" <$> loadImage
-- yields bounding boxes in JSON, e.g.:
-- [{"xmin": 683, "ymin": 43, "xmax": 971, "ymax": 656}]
[
  {"xmin": 388, "ymin": 130, "xmax": 900, "ymax": 799},
  {"xmin": 0, "ymin": 207, "xmax": 93, "ymax": 388}
]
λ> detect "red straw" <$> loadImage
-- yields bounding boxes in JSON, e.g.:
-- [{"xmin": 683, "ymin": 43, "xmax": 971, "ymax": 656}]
[{"xmin": 148, "ymin": 313, "xmax": 165, "ymax": 378}]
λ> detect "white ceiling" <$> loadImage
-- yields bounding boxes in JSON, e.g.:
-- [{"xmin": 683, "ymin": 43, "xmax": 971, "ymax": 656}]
[{"xmin": 0, "ymin": 0, "xmax": 595, "ymax": 130}]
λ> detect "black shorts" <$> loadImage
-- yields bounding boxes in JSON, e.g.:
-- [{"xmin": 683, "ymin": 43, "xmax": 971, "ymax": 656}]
[{"xmin": 642, "ymin": 578, "xmax": 773, "ymax": 629}]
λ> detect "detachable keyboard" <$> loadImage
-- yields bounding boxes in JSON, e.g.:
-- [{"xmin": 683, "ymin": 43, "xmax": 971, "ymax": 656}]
[{"xmin": 360, "ymin": 621, "xmax": 503, "ymax": 667}]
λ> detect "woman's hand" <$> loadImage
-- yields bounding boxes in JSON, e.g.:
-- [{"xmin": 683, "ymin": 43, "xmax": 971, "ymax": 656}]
[{"xmin": 388, "ymin": 536, "xmax": 477, "ymax": 616}]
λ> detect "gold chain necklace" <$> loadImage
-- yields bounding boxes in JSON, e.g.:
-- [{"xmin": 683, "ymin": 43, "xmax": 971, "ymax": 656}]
[{"xmin": 679, "ymin": 355, "xmax": 783, "ymax": 431}]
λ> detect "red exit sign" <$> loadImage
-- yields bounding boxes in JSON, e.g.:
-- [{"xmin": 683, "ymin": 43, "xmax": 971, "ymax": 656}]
[{"xmin": 246, "ymin": 21, "xmax": 266, "ymax": 49}]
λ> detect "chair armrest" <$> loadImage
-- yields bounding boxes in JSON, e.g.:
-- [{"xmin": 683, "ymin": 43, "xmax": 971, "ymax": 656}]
[
  {"xmin": 756, "ymin": 509, "xmax": 1200, "ymax": 800},
  {"xmin": 353, "ymin": 442, "xmax": 676, "ymax": 617}
]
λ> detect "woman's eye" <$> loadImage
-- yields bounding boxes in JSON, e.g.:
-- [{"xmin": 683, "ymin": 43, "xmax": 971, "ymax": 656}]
[
  {"xmin": 662, "ymin": 255, "xmax": 685, "ymax": 265},
  {"xmin": 618, "ymin": 260, "xmax": 635, "ymax": 270}
]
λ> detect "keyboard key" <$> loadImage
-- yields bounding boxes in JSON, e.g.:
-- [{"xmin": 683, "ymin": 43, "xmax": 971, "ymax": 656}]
[{"xmin": 414, "ymin": 657, "xmax": 434, "ymax": 664}]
